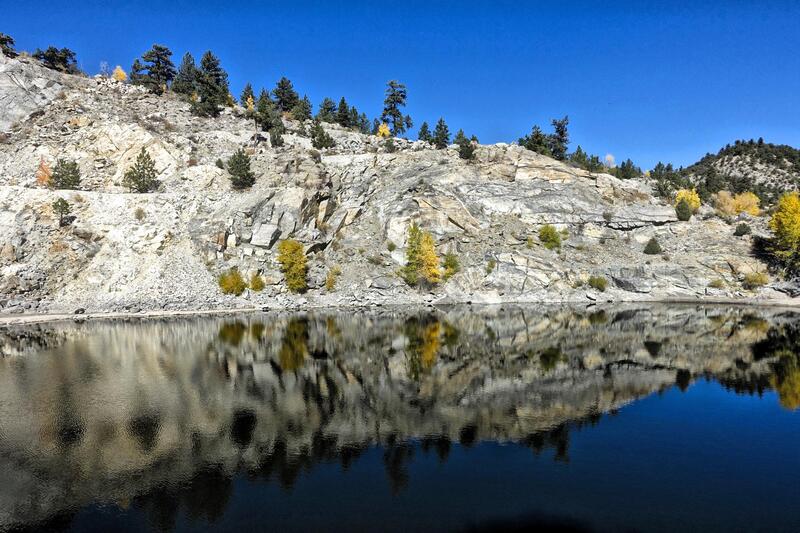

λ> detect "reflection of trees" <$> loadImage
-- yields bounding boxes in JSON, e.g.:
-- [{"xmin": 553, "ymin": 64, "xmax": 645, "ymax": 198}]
[
  {"xmin": 218, "ymin": 321, "xmax": 247, "ymax": 346},
  {"xmin": 752, "ymin": 323, "xmax": 800, "ymax": 410},
  {"xmin": 279, "ymin": 318, "xmax": 308, "ymax": 371},
  {"xmin": 405, "ymin": 316, "xmax": 443, "ymax": 381}
]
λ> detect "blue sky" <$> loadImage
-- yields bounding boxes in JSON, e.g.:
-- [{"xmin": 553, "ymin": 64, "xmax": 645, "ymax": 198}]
[{"xmin": 4, "ymin": 0, "xmax": 799, "ymax": 169}]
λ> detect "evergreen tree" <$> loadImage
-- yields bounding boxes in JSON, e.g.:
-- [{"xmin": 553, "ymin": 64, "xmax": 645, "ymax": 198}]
[
  {"xmin": 432, "ymin": 118, "xmax": 450, "ymax": 149},
  {"xmin": 336, "ymin": 97, "xmax": 350, "ymax": 127},
  {"xmin": 358, "ymin": 113, "xmax": 371, "ymax": 134},
  {"xmin": 191, "ymin": 50, "xmax": 228, "ymax": 117},
  {"xmin": 227, "ymin": 148, "xmax": 256, "ymax": 189},
  {"xmin": 372, "ymin": 118, "xmax": 381, "ymax": 135},
  {"xmin": 255, "ymin": 89, "xmax": 281, "ymax": 131},
  {"xmin": 316, "ymin": 97, "xmax": 337, "ymax": 122},
  {"xmin": 171, "ymin": 52, "xmax": 198, "ymax": 96},
  {"xmin": 52, "ymin": 198, "xmax": 71, "ymax": 226},
  {"xmin": 291, "ymin": 95, "xmax": 312, "ymax": 121},
  {"xmin": 135, "ymin": 44, "xmax": 176, "ymax": 94},
  {"xmin": 381, "ymin": 80, "xmax": 412, "ymax": 136},
  {"xmin": 51, "ymin": 159, "xmax": 81, "ymax": 189},
  {"xmin": 122, "ymin": 148, "xmax": 159, "ymax": 193},
  {"xmin": 33, "ymin": 46, "xmax": 79, "ymax": 74},
  {"xmin": 239, "ymin": 82, "xmax": 255, "ymax": 107},
  {"xmin": 272, "ymin": 77, "xmax": 299, "ymax": 113},
  {"xmin": 129, "ymin": 59, "xmax": 146, "ymax": 84},
  {"xmin": 614, "ymin": 158, "xmax": 641, "ymax": 180},
  {"xmin": 310, "ymin": 120, "xmax": 336, "ymax": 149},
  {"xmin": 518, "ymin": 125, "xmax": 551, "ymax": 156},
  {"xmin": 348, "ymin": 107, "xmax": 360, "ymax": 130},
  {"xmin": 548, "ymin": 116, "xmax": 569, "ymax": 160},
  {"xmin": 570, "ymin": 145, "xmax": 588, "ymax": 168},
  {"xmin": 0, "ymin": 33, "xmax": 17, "ymax": 58},
  {"xmin": 456, "ymin": 130, "xmax": 475, "ymax": 160},
  {"xmin": 418, "ymin": 122, "xmax": 431, "ymax": 142}
]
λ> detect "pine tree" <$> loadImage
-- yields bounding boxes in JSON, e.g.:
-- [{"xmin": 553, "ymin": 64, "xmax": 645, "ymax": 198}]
[
  {"xmin": 52, "ymin": 159, "xmax": 81, "ymax": 189},
  {"xmin": 372, "ymin": 119, "xmax": 381, "ymax": 135},
  {"xmin": 122, "ymin": 148, "xmax": 158, "ymax": 193},
  {"xmin": 519, "ymin": 125, "xmax": 551, "ymax": 156},
  {"xmin": 136, "ymin": 44, "xmax": 176, "ymax": 94},
  {"xmin": 291, "ymin": 95, "xmax": 312, "ymax": 121},
  {"xmin": 316, "ymin": 97, "xmax": 337, "ymax": 122},
  {"xmin": 0, "ymin": 33, "xmax": 17, "ymax": 58},
  {"xmin": 418, "ymin": 122, "xmax": 431, "ymax": 142},
  {"xmin": 239, "ymin": 83, "xmax": 255, "ymax": 107},
  {"xmin": 548, "ymin": 116, "xmax": 569, "ymax": 160},
  {"xmin": 52, "ymin": 198, "xmax": 71, "ymax": 226},
  {"xmin": 256, "ymin": 89, "xmax": 281, "ymax": 131},
  {"xmin": 335, "ymin": 97, "xmax": 350, "ymax": 127},
  {"xmin": 129, "ymin": 59, "xmax": 146, "ymax": 84},
  {"xmin": 272, "ymin": 77, "xmax": 299, "ymax": 113},
  {"xmin": 381, "ymin": 80, "xmax": 411, "ymax": 136},
  {"xmin": 456, "ymin": 131, "xmax": 476, "ymax": 160},
  {"xmin": 358, "ymin": 113, "xmax": 371, "ymax": 134},
  {"xmin": 348, "ymin": 106, "xmax": 360, "ymax": 130},
  {"xmin": 191, "ymin": 50, "xmax": 228, "ymax": 117},
  {"xmin": 432, "ymin": 118, "xmax": 450, "ymax": 149},
  {"xmin": 310, "ymin": 120, "xmax": 336, "ymax": 149},
  {"xmin": 227, "ymin": 148, "xmax": 255, "ymax": 189},
  {"xmin": 454, "ymin": 129, "xmax": 467, "ymax": 145},
  {"xmin": 33, "ymin": 46, "xmax": 79, "ymax": 74},
  {"xmin": 171, "ymin": 52, "xmax": 198, "ymax": 96}
]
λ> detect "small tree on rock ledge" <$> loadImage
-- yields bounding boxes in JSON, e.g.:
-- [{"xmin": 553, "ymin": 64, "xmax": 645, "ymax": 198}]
[
  {"xmin": 122, "ymin": 148, "xmax": 159, "ymax": 193},
  {"xmin": 227, "ymin": 148, "xmax": 255, "ymax": 190}
]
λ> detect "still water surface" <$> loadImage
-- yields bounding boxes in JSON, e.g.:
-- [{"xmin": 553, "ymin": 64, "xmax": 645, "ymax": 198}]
[{"xmin": 0, "ymin": 305, "xmax": 799, "ymax": 532}]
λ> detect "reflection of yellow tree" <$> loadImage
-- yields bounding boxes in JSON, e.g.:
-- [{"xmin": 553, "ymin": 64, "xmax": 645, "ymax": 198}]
[
  {"xmin": 772, "ymin": 350, "xmax": 800, "ymax": 410},
  {"xmin": 406, "ymin": 319, "xmax": 441, "ymax": 381},
  {"xmin": 218, "ymin": 322, "xmax": 247, "ymax": 346},
  {"xmin": 279, "ymin": 319, "xmax": 308, "ymax": 371}
]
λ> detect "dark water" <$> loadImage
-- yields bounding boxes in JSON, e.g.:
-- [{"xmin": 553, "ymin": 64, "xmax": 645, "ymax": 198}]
[{"xmin": 1, "ymin": 305, "xmax": 799, "ymax": 532}]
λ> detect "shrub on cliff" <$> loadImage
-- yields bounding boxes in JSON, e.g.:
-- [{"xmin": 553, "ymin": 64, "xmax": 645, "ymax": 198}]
[
  {"xmin": 122, "ymin": 148, "xmax": 159, "ymax": 193},
  {"xmin": 401, "ymin": 224, "xmax": 441, "ymax": 286},
  {"xmin": 219, "ymin": 268, "xmax": 247, "ymax": 295},
  {"xmin": 643, "ymin": 237, "xmax": 663, "ymax": 255},
  {"xmin": 227, "ymin": 148, "xmax": 255, "ymax": 190},
  {"xmin": 588, "ymin": 275, "xmax": 608, "ymax": 292},
  {"xmin": 310, "ymin": 120, "xmax": 336, "ymax": 149},
  {"xmin": 539, "ymin": 224, "xmax": 561, "ymax": 250},
  {"xmin": 277, "ymin": 239, "xmax": 307, "ymax": 292},
  {"xmin": 52, "ymin": 198, "xmax": 71, "ymax": 226},
  {"xmin": 442, "ymin": 252, "xmax": 460, "ymax": 280},
  {"xmin": 52, "ymin": 159, "xmax": 81, "ymax": 190},
  {"xmin": 249, "ymin": 273, "xmax": 265, "ymax": 292},
  {"xmin": 734, "ymin": 223, "xmax": 751, "ymax": 237},
  {"xmin": 675, "ymin": 189, "xmax": 701, "ymax": 212},
  {"xmin": 675, "ymin": 199, "xmax": 693, "ymax": 221}
]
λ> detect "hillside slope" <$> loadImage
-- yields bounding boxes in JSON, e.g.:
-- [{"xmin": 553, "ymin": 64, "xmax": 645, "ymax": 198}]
[{"xmin": 0, "ymin": 55, "xmax": 791, "ymax": 313}]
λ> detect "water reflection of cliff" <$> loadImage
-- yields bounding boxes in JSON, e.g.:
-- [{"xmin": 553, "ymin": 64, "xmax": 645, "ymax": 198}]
[{"xmin": 0, "ymin": 305, "xmax": 798, "ymax": 530}]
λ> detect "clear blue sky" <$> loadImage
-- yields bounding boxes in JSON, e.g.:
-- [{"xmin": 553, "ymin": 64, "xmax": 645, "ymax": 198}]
[{"xmin": 4, "ymin": 0, "xmax": 799, "ymax": 169}]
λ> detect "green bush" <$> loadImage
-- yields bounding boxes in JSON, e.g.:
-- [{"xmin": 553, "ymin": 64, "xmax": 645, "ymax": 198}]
[
  {"xmin": 52, "ymin": 197, "xmax": 71, "ymax": 225},
  {"xmin": 218, "ymin": 268, "xmax": 247, "ymax": 295},
  {"xmin": 675, "ymin": 199, "xmax": 692, "ymax": 221},
  {"xmin": 539, "ymin": 224, "xmax": 561, "ymax": 250},
  {"xmin": 588, "ymin": 275, "xmax": 608, "ymax": 292},
  {"xmin": 734, "ymin": 223, "xmax": 751, "ymax": 236},
  {"xmin": 442, "ymin": 252, "xmax": 460, "ymax": 280},
  {"xmin": 277, "ymin": 239, "xmax": 307, "ymax": 292},
  {"xmin": 215, "ymin": 158, "xmax": 225, "ymax": 169},
  {"xmin": 249, "ymin": 272, "xmax": 265, "ymax": 292},
  {"xmin": 122, "ymin": 147, "xmax": 158, "ymax": 193},
  {"xmin": 52, "ymin": 159, "xmax": 81, "ymax": 189},
  {"xmin": 643, "ymin": 237, "xmax": 662, "ymax": 255},
  {"xmin": 387, "ymin": 242, "xmax": 397, "ymax": 252},
  {"xmin": 228, "ymin": 148, "xmax": 255, "ymax": 190},
  {"xmin": 486, "ymin": 258, "xmax": 496, "ymax": 274}
]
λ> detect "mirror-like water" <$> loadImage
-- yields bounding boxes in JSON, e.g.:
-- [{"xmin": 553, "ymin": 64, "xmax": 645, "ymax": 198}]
[{"xmin": 1, "ymin": 305, "xmax": 799, "ymax": 532}]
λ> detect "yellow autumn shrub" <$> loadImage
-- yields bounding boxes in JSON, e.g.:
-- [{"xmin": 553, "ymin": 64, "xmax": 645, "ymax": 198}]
[
  {"xmin": 35, "ymin": 157, "xmax": 52, "ymax": 187},
  {"xmin": 674, "ymin": 188, "xmax": 701, "ymax": 212},
  {"xmin": 419, "ymin": 232, "xmax": 442, "ymax": 284},
  {"xmin": 377, "ymin": 122, "xmax": 391, "ymax": 138},
  {"xmin": 218, "ymin": 268, "xmax": 247, "ymax": 295},
  {"xmin": 770, "ymin": 192, "xmax": 800, "ymax": 271},
  {"xmin": 733, "ymin": 192, "xmax": 760, "ymax": 216},
  {"xmin": 111, "ymin": 65, "xmax": 127, "ymax": 82},
  {"xmin": 277, "ymin": 239, "xmax": 307, "ymax": 292}
]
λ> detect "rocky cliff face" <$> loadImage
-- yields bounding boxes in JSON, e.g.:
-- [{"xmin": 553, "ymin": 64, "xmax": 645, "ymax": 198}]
[{"xmin": 0, "ymin": 55, "xmax": 791, "ymax": 313}]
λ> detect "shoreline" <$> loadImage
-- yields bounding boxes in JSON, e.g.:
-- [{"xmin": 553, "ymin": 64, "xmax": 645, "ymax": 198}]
[{"xmin": 1, "ymin": 296, "xmax": 798, "ymax": 327}]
